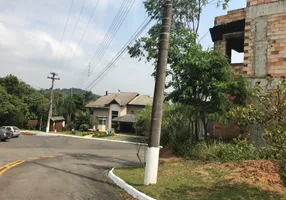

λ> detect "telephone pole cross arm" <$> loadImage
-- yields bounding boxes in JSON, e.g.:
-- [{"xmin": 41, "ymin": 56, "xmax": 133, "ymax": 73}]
[
  {"xmin": 144, "ymin": 0, "xmax": 172, "ymax": 185},
  {"xmin": 46, "ymin": 72, "xmax": 60, "ymax": 133}
]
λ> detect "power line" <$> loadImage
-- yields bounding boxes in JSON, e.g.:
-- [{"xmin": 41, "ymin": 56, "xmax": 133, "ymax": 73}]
[
  {"xmin": 52, "ymin": 0, "xmax": 74, "ymax": 71},
  {"xmin": 73, "ymin": 0, "xmax": 131, "ymax": 86},
  {"xmin": 198, "ymin": 30, "xmax": 210, "ymax": 43},
  {"xmin": 84, "ymin": 17, "xmax": 152, "ymax": 91},
  {"xmin": 58, "ymin": 0, "xmax": 88, "ymax": 66},
  {"xmin": 61, "ymin": 0, "xmax": 100, "ymax": 72},
  {"xmin": 83, "ymin": 0, "xmax": 135, "ymax": 87},
  {"xmin": 77, "ymin": 0, "xmax": 135, "ymax": 88}
]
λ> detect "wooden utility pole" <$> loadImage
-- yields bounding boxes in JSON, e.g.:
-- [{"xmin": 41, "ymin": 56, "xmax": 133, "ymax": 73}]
[
  {"xmin": 144, "ymin": 0, "xmax": 172, "ymax": 185},
  {"xmin": 46, "ymin": 72, "xmax": 60, "ymax": 133}
]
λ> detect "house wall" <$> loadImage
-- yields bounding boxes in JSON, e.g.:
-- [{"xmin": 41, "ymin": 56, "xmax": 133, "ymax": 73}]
[
  {"xmin": 246, "ymin": 0, "xmax": 286, "ymax": 84},
  {"xmin": 93, "ymin": 108, "xmax": 109, "ymax": 130},
  {"xmin": 212, "ymin": 0, "xmax": 286, "ymax": 144},
  {"xmin": 127, "ymin": 105, "xmax": 145, "ymax": 114},
  {"xmin": 50, "ymin": 121, "xmax": 63, "ymax": 132},
  {"xmin": 120, "ymin": 106, "xmax": 127, "ymax": 116},
  {"xmin": 247, "ymin": 0, "xmax": 278, "ymax": 7},
  {"xmin": 109, "ymin": 104, "xmax": 124, "ymax": 129},
  {"xmin": 214, "ymin": 8, "xmax": 249, "ymax": 76},
  {"xmin": 214, "ymin": 0, "xmax": 286, "ymax": 83},
  {"xmin": 215, "ymin": 8, "xmax": 246, "ymax": 25}
]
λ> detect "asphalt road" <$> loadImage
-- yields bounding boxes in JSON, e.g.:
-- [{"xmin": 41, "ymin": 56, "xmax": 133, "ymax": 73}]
[{"xmin": 0, "ymin": 135, "xmax": 146, "ymax": 200}]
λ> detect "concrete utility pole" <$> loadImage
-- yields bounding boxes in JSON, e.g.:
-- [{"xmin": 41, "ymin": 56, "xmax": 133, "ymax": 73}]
[
  {"xmin": 46, "ymin": 72, "xmax": 60, "ymax": 133},
  {"xmin": 144, "ymin": 0, "xmax": 172, "ymax": 185}
]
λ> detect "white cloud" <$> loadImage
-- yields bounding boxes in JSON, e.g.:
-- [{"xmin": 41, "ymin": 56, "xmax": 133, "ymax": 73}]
[{"xmin": 0, "ymin": 0, "xmax": 156, "ymax": 96}]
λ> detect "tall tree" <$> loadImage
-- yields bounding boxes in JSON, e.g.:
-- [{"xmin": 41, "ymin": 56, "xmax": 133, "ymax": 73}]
[
  {"xmin": 129, "ymin": 0, "xmax": 231, "ymax": 75},
  {"xmin": 144, "ymin": 0, "xmax": 230, "ymax": 34}
]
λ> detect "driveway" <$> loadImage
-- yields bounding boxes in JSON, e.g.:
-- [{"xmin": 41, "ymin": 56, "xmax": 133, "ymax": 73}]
[{"xmin": 0, "ymin": 135, "xmax": 145, "ymax": 200}]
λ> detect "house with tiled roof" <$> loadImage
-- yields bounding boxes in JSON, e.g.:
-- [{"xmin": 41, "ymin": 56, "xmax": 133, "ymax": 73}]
[{"xmin": 86, "ymin": 92, "xmax": 152, "ymax": 133}]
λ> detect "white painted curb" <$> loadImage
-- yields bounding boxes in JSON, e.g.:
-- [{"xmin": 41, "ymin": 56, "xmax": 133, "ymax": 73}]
[{"xmin": 108, "ymin": 168, "xmax": 156, "ymax": 200}]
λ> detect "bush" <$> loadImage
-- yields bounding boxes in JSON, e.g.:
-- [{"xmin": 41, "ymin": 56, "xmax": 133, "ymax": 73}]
[
  {"xmin": 188, "ymin": 139, "xmax": 261, "ymax": 162},
  {"xmin": 92, "ymin": 132, "xmax": 111, "ymax": 138}
]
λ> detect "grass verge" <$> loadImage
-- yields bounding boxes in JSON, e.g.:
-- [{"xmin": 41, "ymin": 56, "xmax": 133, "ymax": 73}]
[{"xmin": 114, "ymin": 159, "xmax": 286, "ymax": 200}]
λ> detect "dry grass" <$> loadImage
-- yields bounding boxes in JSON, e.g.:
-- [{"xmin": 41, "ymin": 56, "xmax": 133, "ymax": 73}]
[{"xmin": 114, "ymin": 159, "xmax": 286, "ymax": 200}]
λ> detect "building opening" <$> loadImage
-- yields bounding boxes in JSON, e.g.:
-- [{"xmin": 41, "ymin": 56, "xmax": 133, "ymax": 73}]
[
  {"xmin": 225, "ymin": 31, "xmax": 244, "ymax": 64},
  {"xmin": 210, "ymin": 19, "xmax": 245, "ymax": 65}
]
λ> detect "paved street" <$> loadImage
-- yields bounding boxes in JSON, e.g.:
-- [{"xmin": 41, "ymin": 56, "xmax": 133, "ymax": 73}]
[{"xmin": 0, "ymin": 135, "xmax": 145, "ymax": 200}]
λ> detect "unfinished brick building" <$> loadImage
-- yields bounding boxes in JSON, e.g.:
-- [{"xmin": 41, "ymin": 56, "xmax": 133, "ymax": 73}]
[
  {"xmin": 210, "ymin": 0, "xmax": 286, "ymax": 142},
  {"xmin": 210, "ymin": 0, "xmax": 286, "ymax": 85}
]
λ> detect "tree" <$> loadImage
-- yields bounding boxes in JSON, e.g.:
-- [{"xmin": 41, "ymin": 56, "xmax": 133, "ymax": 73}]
[
  {"xmin": 132, "ymin": 26, "xmax": 249, "ymax": 142},
  {"xmin": 129, "ymin": 0, "xmax": 231, "ymax": 68},
  {"xmin": 168, "ymin": 31, "xmax": 248, "ymax": 141},
  {"xmin": 143, "ymin": 0, "xmax": 230, "ymax": 34},
  {"xmin": 74, "ymin": 111, "xmax": 92, "ymax": 130},
  {"xmin": 134, "ymin": 105, "xmax": 152, "ymax": 135},
  {"xmin": 0, "ymin": 86, "xmax": 28, "ymax": 127},
  {"xmin": 0, "ymin": 75, "xmax": 49, "ymax": 128},
  {"xmin": 62, "ymin": 96, "xmax": 76, "ymax": 128}
]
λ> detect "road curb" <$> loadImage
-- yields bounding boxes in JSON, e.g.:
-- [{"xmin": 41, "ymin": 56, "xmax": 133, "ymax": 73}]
[{"xmin": 108, "ymin": 168, "xmax": 156, "ymax": 200}]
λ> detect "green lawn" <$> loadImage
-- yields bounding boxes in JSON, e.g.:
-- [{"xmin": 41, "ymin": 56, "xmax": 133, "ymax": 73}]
[{"xmin": 114, "ymin": 160, "xmax": 286, "ymax": 200}]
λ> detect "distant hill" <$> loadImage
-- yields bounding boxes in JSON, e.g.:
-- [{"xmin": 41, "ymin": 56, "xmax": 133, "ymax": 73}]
[{"xmin": 41, "ymin": 88, "xmax": 101, "ymax": 101}]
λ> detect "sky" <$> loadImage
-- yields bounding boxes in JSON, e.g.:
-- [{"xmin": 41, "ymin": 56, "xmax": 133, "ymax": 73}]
[{"xmin": 0, "ymin": 0, "xmax": 246, "ymax": 96}]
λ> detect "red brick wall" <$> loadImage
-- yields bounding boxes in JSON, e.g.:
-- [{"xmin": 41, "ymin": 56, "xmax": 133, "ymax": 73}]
[
  {"xmin": 267, "ymin": 13, "xmax": 286, "ymax": 77},
  {"xmin": 243, "ymin": 18, "xmax": 255, "ymax": 77},
  {"xmin": 213, "ymin": 122, "xmax": 247, "ymax": 140},
  {"xmin": 215, "ymin": 8, "xmax": 246, "ymax": 25},
  {"xmin": 247, "ymin": 0, "xmax": 278, "ymax": 7}
]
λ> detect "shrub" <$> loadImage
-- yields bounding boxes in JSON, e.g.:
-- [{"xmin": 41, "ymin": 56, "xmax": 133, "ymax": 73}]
[
  {"xmin": 92, "ymin": 132, "xmax": 111, "ymax": 138},
  {"xmin": 188, "ymin": 139, "xmax": 261, "ymax": 162}
]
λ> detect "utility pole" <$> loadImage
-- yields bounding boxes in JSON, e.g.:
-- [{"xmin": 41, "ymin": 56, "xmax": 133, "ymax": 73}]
[
  {"xmin": 46, "ymin": 72, "xmax": 60, "ymax": 133},
  {"xmin": 144, "ymin": 0, "xmax": 172, "ymax": 185}
]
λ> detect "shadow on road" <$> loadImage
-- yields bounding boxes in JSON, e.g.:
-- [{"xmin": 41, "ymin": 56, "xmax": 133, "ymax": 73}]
[
  {"xmin": 65, "ymin": 152, "xmax": 140, "ymax": 167},
  {"xmin": 30, "ymin": 161, "xmax": 116, "ymax": 187}
]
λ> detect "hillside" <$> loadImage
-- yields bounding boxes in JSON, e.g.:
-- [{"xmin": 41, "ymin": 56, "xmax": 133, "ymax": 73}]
[{"xmin": 42, "ymin": 88, "xmax": 100, "ymax": 100}]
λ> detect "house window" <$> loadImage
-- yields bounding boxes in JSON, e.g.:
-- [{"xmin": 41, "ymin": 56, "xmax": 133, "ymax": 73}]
[
  {"xmin": 112, "ymin": 111, "xmax": 118, "ymax": 119},
  {"xmin": 89, "ymin": 109, "xmax": 93, "ymax": 115},
  {"xmin": 99, "ymin": 119, "xmax": 106, "ymax": 125}
]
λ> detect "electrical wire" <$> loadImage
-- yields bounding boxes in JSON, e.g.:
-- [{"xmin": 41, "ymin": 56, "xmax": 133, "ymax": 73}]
[
  {"xmin": 198, "ymin": 30, "xmax": 210, "ymax": 43},
  {"xmin": 85, "ymin": 17, "xmax": 152, "ymax": 91},
  {"xmin": 61, "ymin": 0, "xmax": 100, "ymax": 72},
  {"xmin": 52, "ymin": 0, "xmax": 74, "ymax": 72},
  {"xmin": 76, "ymin": 0, "xmax": 135, "ymax": 88},
  {"xmin": 58, "ymin": 0, "xmax": 88, "ymax": 67}
]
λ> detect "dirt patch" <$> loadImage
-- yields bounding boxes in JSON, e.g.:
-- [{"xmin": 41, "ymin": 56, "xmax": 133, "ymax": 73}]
[
  {"xmin": 204, "ymin": 160, "xmax": 286, "ymax": 194},
  {"xmin": 160, "ymin": 145, "xmax": 174, "ymax": 158},
  {"xmin": 160, "ymin": 157, "xmax": 184, "ymax": 165},
  {"xmin": 21, "ymin": 132, "xmax": 36, "ymax": 136}
]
